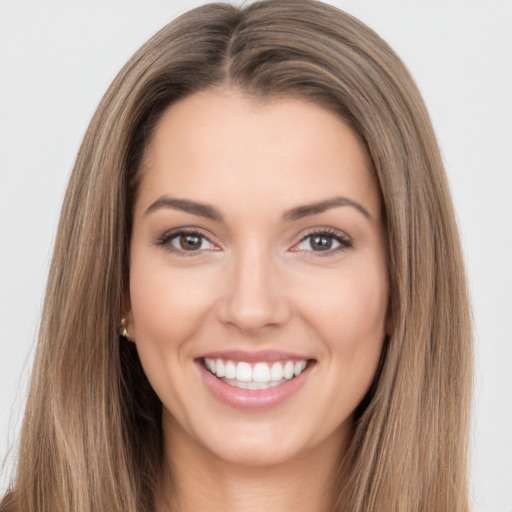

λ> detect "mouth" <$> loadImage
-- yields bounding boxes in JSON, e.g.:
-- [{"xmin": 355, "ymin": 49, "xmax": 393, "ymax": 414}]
[{"xmin": 200, "ymin": 357, "xmax": 315, "ymax": 390}]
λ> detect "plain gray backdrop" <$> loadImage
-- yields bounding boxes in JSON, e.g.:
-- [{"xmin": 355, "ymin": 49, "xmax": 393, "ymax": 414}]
[{"xmin": 1, "ymin": 1, "xmax": 511, "ymax": 510}]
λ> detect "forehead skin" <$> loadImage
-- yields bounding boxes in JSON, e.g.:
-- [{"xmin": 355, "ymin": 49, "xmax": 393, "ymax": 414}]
[{"xmin": 136, "ymin": 88, "xmax": 380, "ymax": 226}]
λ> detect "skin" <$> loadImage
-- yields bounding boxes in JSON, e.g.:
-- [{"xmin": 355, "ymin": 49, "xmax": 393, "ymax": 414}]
[{"xmin": 126, "ymin": 88, "xmax": 389, "ymax": 512}]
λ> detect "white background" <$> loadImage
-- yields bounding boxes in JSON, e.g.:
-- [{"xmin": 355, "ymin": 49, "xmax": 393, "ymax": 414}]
[{"xmin": 0, "ymin": 1, "xmax": 511, "ymax": 510}]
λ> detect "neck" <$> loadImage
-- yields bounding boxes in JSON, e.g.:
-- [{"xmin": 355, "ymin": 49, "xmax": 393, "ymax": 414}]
[{"xmin": 155, "ymin": 414, "xmax": 349, "ymax": 512}]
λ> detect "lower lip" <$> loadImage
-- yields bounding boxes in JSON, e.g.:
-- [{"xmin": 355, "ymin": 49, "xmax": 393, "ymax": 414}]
[{"xmin": 198, "ymin": 362, "xmax": 312, "ymax": 410}]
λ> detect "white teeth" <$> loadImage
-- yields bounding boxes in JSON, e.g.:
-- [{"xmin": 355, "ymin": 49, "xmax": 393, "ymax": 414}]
[
  {"xmin": 270, "ymin": 362, "xmax": 284, "ymax": 381},
  {"xmin": 203, "ymin": 357, "xmax": 310, "ymax": 388},
  {"xmin": 283, "ymin": 361, "xmax": 294, "ymax": 380},
  {"xmin": 225, "ymin": 361, "xmax": 236, "ymax": 379},
  {"xmin": 294, "ymin": 360, "xmax": 307, "ymax": 376},
  {"xmin": 236, "ymin": 362, "xmax": 252, "ymax": 382},
  {"xmin": 223, "ymin": 379, "xmax": 288, "ymax": 390},
  {"xmin": 253, "ymin": 362, "xmax": 271, "ymax": 383},
  {"xmin": 215, "ymin": 359, "xmax": 225, "ymax": 378}
]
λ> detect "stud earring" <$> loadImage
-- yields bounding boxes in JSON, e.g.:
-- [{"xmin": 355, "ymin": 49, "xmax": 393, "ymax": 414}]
[{"xmin": 120, "ymin": 318, "xmax": 129, "ymax": 339}]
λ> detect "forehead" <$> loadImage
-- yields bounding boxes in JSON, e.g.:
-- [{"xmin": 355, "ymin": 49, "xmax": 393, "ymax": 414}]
[{"xmin": 137, "ymin": 88, "xmax": 380, "ymax": 220}]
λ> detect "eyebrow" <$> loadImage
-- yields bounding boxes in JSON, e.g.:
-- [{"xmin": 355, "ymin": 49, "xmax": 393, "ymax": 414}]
[
  {"xmin": 145, "ymin": 195, "xmax": 372, "ymax": 222},
  {"xmin": 283, "ymin": 196, "xmax": 372, "ymax": 222},
  {"xmin": 145, "ymin": 196, "xmax": 223, "ymax": 221}
]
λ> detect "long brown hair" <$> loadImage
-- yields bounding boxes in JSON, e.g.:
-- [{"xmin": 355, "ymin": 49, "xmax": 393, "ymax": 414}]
[{"xmin": 1, "ymin": 1, "xmax": 472, "ymax": 511}]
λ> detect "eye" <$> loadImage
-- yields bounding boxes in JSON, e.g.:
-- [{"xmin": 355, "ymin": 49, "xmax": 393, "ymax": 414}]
[
  {"xmin": 156, "ymin": 229, "xmax": 218, "ymax": 254},
  {"xmin": 171, "ymin": 233, "xmax": 214, "ymax": 251},
  {"xmin": 292, "ymin": 229, "xmax": 352, "ymax": 254}
]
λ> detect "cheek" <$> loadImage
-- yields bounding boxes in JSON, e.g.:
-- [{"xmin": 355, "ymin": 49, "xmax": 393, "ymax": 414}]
[
  {"xmin": 302, "ymin": 263, "xmax": 388, "ymax": 340},
  {"xmin": 129, "ymin": 259, "xmax": 217, "ymax": 346},
  {"xmin": 299, "ymin": 264, "xmax": 388, "ymax": 384},
  {"xmin": 127, "ymin": 260, "xmax": 218, "ymax": 413}
]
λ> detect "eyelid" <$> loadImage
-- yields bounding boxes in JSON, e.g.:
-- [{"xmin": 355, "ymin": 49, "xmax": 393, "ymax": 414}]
[
  {"xmin": 290, "ymin": 226, "xmax": 353, "ymax": 255},
  {"xmin": 155, "ymin": 227, "xmax": 220, "ymax": 255}
]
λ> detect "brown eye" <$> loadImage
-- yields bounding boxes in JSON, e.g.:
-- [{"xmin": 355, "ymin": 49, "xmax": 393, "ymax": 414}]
[
  {"xmin": 178, "ymin": 234, "xmax": 203, "ymax": 251},
  {"xmin": 162, "ymin": 231, "xmax": 216, "ymax": 253},
  {"xmin": 292, "ymin": 229, "xmax": 352, "ymax": 255},
  {"xmin": 309, "ymin": 235, "xmax": 334, "ymax": 251},
  {"xmin": 298, "ymin": 234, "xmax": 340, "ymax": 252}
]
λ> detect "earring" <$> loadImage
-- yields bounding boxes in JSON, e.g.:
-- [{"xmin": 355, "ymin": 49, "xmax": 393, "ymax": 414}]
[{"xmin": 120, "ymin": 318, "xmax": 129, "ymax": 339}]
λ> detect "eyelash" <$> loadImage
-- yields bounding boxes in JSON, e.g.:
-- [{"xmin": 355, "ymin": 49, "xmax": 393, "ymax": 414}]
[
  {"xmin": 293, "ymin": 227, "xmax": 353, "ymax": 256},
  {"xmin": 155, "ymin": 227, "xmax": 352, "ymax": 256},
  {"xmin": 155, "ymin": 228, "xmax": 216, "ymax": 257}
]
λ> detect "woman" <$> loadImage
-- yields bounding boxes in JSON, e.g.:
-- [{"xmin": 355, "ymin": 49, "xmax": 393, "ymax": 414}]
[{"xmin": 0, "ymin": 1, "xmax": 473, "ymax": 511}]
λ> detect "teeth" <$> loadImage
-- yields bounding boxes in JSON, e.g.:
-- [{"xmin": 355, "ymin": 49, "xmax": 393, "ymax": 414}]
[
  {"xmin": 270, "ymin": 362, "xmax": 284, "ymax": 381},
  {"xmin": 253, "ymin": 362, "xmax": 271, "ymax": 383},
  {"xmin": 215, "ymin": 359, "xmax": 225, "ymax": 377},
  {"xmin": 283, "ymin": 361, "xmax": 294, "ymax": 380},
  {"xmin": 294, "ymin": 360, "xmax": 307, "ymax": 376},
  {"xmin": 225, "ymin": 379, "xmax": 287, "ymax": 390},
  {"xmin": 225, "ymin": 361, "xmax": 236, "ymax": 379},
  {"xmin": 203, "ymin": 357, "xmax": 310, "ymax": 387},
  {"xmin": 236, "ymin": 362, "xmax": 252, "ymax": 382}
]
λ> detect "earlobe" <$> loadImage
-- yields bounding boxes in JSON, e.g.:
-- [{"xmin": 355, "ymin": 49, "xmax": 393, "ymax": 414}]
[
  {"xmin": 120, "ymin": 317, "xmax": 135, "ymax": 342},
  {"xmin": 120, "ymin": 294, "xmax": 135, "ymax": 342},
  {"xmin": 120, "ymin": 314, "xmax": 136, "ymax": 342},
  {"xmin": 120, "ymin": 317, "xmax": 130, "ymax": 340}
]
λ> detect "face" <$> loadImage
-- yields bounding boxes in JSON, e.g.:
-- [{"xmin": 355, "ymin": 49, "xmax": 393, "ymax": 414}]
[{"xmin": 126, "ymin": 88, "xmax": 389, "ymax": 467}]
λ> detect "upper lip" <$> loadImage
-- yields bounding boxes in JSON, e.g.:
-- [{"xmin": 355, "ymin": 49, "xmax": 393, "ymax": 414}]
[{"xmin": 197, "ymin": 349, "xmax": 314, "ymax": 363}]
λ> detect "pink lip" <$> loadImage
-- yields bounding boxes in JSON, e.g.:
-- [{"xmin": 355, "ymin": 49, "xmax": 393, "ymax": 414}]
[
  {"xmin": 197, "ymin": 360, "xmax": 314, "ymax": 410},
  {"xmin": 198, "ymin": 349, "xmax": 311, "ymax": 363}
]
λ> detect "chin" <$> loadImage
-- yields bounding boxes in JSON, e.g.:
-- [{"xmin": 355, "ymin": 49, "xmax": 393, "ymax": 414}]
[{"xmin": 204, "ymin": 434, "xmax": 311, "ymax": 468}]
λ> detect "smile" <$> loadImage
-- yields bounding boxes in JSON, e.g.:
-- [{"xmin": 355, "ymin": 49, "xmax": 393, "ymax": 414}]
[
  {"xmin": 202, "ymin": 358, "xmax": 310, "ymax": 390},
  {"xmin": 198, "ymin": 352, "xmax": 316, "ymax": 409}
]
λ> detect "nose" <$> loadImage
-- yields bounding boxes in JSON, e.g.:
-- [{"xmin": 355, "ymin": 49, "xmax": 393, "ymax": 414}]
[{"xmin": 216, "ymin": 244, "xmax": 291, "ymax": 332}]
